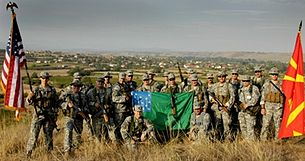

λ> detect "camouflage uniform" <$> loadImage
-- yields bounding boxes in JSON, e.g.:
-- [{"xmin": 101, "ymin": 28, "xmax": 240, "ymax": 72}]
[
  {"xmin": 189, "ymin": 106, "xmax": 211, "ymax": 141},
  {"xmin": 205, "ymin": 73, "xmax": 215, "ymax": 93},
  {"xmin": 112, "ymin": 72, "xmax": 132, "ymax": 141},
  {"xmin": 61, "ymin": 80, "xmax": 89, "ymax": 153},
  {"xmin": 86, "ymin": 82, "xmax": 110, "ymax": 142},
  {"xmin": 120, "ymin": 105, "xmax": 155, "ymax": 148},
  {"xmin": 26, "ymin": 72, "xmax": 59, "ymax": 156},
  {"xmin": 148, "ymin": 70, "xmax": 162, "ymax": 92},
  {"xmin": 137, "ymin": 73, "xmax": 158, "ymax": 92},
  {"xmin": 183, "ymin": 74, "xmax": 209, "ymax": 110},
  {"xmin": 210, "ymin": 71, "xmax": 235, "ymax": 141},
  {"xmin": 260, "ymin": 67, "xmax": 284, "ymax": 140},
  {"xmin": 238, "ymin": 75, "xmax": 260, "ymax": 140},
  {"xmin": 126, "ymin": 70, "xmax": 138, "ymax": 91},
  {"xmin": 160, "ymin": 74, "xmax": 182, "ymax": 94}
]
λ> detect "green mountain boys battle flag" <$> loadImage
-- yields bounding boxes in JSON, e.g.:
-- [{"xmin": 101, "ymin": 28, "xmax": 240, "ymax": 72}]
[{"xmin": 132, "ymin": 91, "xmax": 194, "ymax": 130}]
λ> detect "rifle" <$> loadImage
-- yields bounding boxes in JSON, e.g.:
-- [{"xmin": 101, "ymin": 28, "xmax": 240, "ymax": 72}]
[
  {"xmin": 66, "ymin": 93, "xmax": 94, "ymax": 135},
  {"xmin": 177, "ymin": 63, "xmax": 188, "ymax": 88},
  {"xmin": 95, "ymin": 94, "xmax": 109, "ymax": 123},
  {"xmin": 208, "ymin": 91, "xmax": 228, "ymax": 112},
  {"xmin": 170, "ymin": 87, "xmax": 177, "ymax": 115}
]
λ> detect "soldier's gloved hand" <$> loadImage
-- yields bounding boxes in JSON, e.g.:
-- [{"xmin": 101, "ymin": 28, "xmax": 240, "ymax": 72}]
[
  {"xmin": 28, "ymin": 91, "xmax": 35, "ymax": 100},
  {"xmin": 261, "ymin": 108, "xmax": 266, "ymax": 115},
  {"xmin": 141, "ymin": 133, "xmax": 147, "ymax": 142}
]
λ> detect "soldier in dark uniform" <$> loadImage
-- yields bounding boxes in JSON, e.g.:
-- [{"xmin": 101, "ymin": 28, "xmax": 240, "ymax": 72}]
[{"xmin": 126, "ymin": 70, "xmax": 137, "ymax": 91}]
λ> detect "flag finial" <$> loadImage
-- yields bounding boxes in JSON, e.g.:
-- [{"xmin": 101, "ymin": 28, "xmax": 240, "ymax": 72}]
[
  {"xmin": 6, "ymin": 2, "xmax": 18, "ymax": 14},
  {"xmin": 299, "ymin": 21, "xmax": 302, "ymax": 32}
]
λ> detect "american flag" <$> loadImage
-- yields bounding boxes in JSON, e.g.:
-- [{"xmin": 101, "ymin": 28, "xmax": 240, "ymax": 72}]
[{"xmin": 0, "ymin": 13, "xmax": 26, "ymax": 118}]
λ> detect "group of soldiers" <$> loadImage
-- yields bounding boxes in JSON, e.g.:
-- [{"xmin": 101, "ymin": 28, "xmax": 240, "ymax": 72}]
[{"xmin": 25, "ymin": 65, "xmax": 285, "ymax": 157}]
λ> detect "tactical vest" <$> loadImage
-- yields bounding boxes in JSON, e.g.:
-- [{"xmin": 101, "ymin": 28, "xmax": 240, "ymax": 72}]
[
  {"xmin": 240, "ymin": 85, "xmax": 261, "ymax": 116},
  {"xmin": 34, "ymin": 86, "xmax": 57, "ymax": 113},
  {"xmin": 215, "ymin": 83, "xmax": 230, "ymax": 105},
  {"xmin": 129, "ymin": 116, "xmax": 145, "ymax": 138},
  {"xmin": 265, "ymin": 83, "xmax": 284, "ymax": 104}
]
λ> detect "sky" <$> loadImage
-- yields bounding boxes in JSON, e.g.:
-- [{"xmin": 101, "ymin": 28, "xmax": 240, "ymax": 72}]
[{"xmin": 0, "ymin": 0, "xmax": 305, "ymax": 52}]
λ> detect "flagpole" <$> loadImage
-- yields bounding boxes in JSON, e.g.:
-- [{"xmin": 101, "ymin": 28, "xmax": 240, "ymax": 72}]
[
  {"xmin": 299, "ymin": 21, "xmax": 302, "ymax": 32},
  {"xmin": 6, "ymin": 2, "xmax": 38, "ymax": 116}
]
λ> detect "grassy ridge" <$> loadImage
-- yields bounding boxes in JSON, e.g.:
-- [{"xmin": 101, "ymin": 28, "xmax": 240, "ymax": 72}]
[{"xmin": 0, "ymin": 109, "xmax": 305, "ymax": 161}]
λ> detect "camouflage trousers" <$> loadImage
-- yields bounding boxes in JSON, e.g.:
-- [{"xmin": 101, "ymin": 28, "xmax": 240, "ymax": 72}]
[
  {"xmin": 261, "ymin": 102, "xmax": 283, "ymax": 140},
  {"xmin": 92, "ymin": 116, "xmax": 116, "ymax": 142},
  {"xmin": 211, "ymin": 104, "xmax": 231, "ymax": 141},
  {"xmin": 26, "ymin": 115, "xmax": 56, "ymax": 154},
  {"xmin": 238, "ymin": 111, "xmax": 256, "ymax": 140},
  {"xmin": 189, "ymin": 113, "xmax": 211, "ymax": 141},
  {"xmin": 114, "ymin": 112, "xmax": 130, "ymax": 142},
  {"xmin": 64, "ymin": 117, "xmax": 83, "ymax": 152}
]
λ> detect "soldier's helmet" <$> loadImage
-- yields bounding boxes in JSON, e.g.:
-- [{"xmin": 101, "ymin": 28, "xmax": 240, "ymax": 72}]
[
  {"xmin": 103, "ymin": 72, "xmax": 113, "ymax": 78},
  {"xmin": 142, "ymin": 73, "xmax": 149, "ymax": 80},
  {"xmin": 168, "ymin": 73, "xmax": 176, "ymax": 80},
  {"xmin": 118, "ymin": 72, "xmax": 126, "ymax": 79},
  {"xmin": 190, "ymin": 74, "xmax": 198, "ymax": 81},
  {"xmin": 70, "ymin": 79, "xmax": 82, "ymax": 87},
  {"xmin": 254, "ymin": 65, "xmax": 263, "ymax": 72},
  {"xmin": 193, "ymin": 102, "xmax": 202, "ymax": 110},
  {"xmin": 269, "ymin": 67, "xmax": 279, "ymax": 75},
  {"xmin": 207, "ymin": 73, "xmax": 214, "ymax": 79},
  {"xmin": 73, "ymin": 72, "xmax": 82, "ymax": 79},
  {"xmin": 126, "ymin": 70, "xmax": 133, "ymax": 76},
  {"xmin": 163, "ymin": 71, "xmax": 169, "ymax": 77},
  {"xmin": 39, "ymin": 71, "xmax": 52, "ymax": 79},
  {"xmin": 231, "ymin": 69, "xmax": 239, "ymax": 74},
  {"xmin": 147, "ymin": 70, "xmax": 156, "ymax": 75},
  {"xmin": 133, "ymin": 105, "xmax": 143, "ymax": 112},
  {"xmin": 241, "ymin": 75, "xmax": 251, "ymax": 81},
  {"xmin": 96, "ymin": 76, "xmax": 104, "ymax": 82},
  {"xmin": 187, "ymin": 68, "xmax": 195, "ymax": 74},
  {"xmin": 217, "ymin": 71, "xmax": 227, "ymax": 77}
]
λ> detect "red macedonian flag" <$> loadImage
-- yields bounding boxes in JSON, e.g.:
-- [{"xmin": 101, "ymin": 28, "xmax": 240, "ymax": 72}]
[{"xmin": 279, "ymin": 24, "xmax": 305, "ymax": 139}]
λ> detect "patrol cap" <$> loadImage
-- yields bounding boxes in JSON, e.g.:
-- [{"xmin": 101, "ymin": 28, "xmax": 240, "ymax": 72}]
[
  {"xmin": 39, "ymin": 71, "xmax": 52, "ymax": 79},
  {"xmin": 70, "ymin": 79, "xmax": 82, "ymax": 86},
  {"xmin": 103, "ymin": 72, "xmax": 113, "ymax": 78},
  {"xmin": 168, "ymin": 73, "xmax": 175, "ymax": 80},
  {"xmin": 193, "ymin": 102, "xmax": 201, "ymax": 110},
  {"xmin": 147, "ymin": 70, "xmax": 156, "ymax": 75},
  {"xmin": 217, "ymin": 71, "xmax": 227, "ymax": 77},
  {"xmin": 241, "ymin": 75, "xmax": 251, "ymax": 81},
  {"xmin": 73, "ymin": 72, "xmax": 82, "ymax": 79},
  {"xmin": 96, "ymin": 77, "xmax": 104, "ymax": 82},
  {"xmin": 231, "ymin": 69, "xmax": 239, "ymax": 74},
  {"xmin": 133, "ymin": 105, "xmax": 143, "ymax": 112},
  {"xmin": 118, "ymin": 72, "xmax": 126, "ymax": 79},
  {"xmin": 163, "ymin": 71, "xmax": 169, "ymax": 77},
  {"xmin": 269, "ymin": 67, "xmax": 279, "ymax": 75},
  {"xmin": 207, "ymin": 73, "xmax": 214, "ymax": 79},
  {"xmin": 187, "ymin": 68, "xmax": 195, "ymax": 74},
  {"xmin": 190, "ymin": 74, "xmax": 198, "ymax": 81},
  {"xmin": 254, "ymin": 65, "xmax": 263, "ymax": 72},
  {"xmin": 126, "ymin": 70, "xmax": 133, "ymax": 76},
  {"xmin": 142, "ymin": 73, "xmax": 149, "ymax": 80}
]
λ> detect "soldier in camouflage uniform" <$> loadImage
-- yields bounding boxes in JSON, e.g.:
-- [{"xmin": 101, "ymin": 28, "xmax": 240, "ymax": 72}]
[
  {"xmin": 126, "ymin": 70, "xmax": 137, "ymax": 91},
  {"xmin": 137, "ymin": 73, "xmax": 158, "ymax": 92},
  {"xmin": 161, "ymin": 73, "xmax": 182, "ymax": 93},
  {"xmin": 86, "ymin": 77, "xmax": 112, "ymax": 142},
  {"xmin": 228, "ymin": 69, "xmax": 242, "ymax": 140},
  {"xmin": 252, "ymin": 65, "xmax": 266, "ymax": 140},
  {"xmin": 61, "ymin": 79, "xmax": 89, "ymax": 153},
  {"xmin": 26, "ymin": 72, "xmax": 59, "ymax": 157},
  {"xmin": 158, "ymin": 71, "xmax": 169, "ymax": 90},
  {"xmin": 205, "ymin": 73, "xmax": 215, "ymax": 92},
  {"xmin": 112, "ymin": 72, "xmax": 132, "ymax": 141},
  {"xmin": 209, "ymin": 71, "xmax": 235, "ymax": 141},
  {"xmin": 183, "ymin": 74, "xmax": 209, "ymax": 112},
  {"xmin": 148, "ymin": 70, "xmax": 162, "ymax": 92},
  {"xmin": 189, "ymin": 104, "xmax": 211, "ymax": 141},
  {"xmin": 120, "ymin": 105, "xmax": 155, "ymax": 149},
  {"xmin": 238, "ymin": 75, "xmax": 260, "ymax": 140},
  {"xmin": 260, "ymin": 67, "xmax": 284, "ymax": 141}
]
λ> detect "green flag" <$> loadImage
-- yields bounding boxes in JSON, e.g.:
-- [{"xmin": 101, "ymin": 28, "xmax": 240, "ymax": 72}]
[{"xmin": 132, "ymin": 91, "xmax": 194, "ymax": 130}]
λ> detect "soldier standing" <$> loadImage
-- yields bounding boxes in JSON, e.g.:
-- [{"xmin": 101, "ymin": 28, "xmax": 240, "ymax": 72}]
[
  {"xmin": 210, "ymin": 71, "xmax": 235, "ymax": 141},
  {"xmin": 260, "ymin": 67, "xmax": 284, "ymax": 141},
  {"xmin": 137, "ymin": 73, "xmax": 158, "ymax": 92},
  {"xmin": 112, "ymin": 72, "xmax": 132, "ymax": 141},
  {"xmin": 205, "ymin": 73, "xmax": 215, "ymax": 92},
  {"xmin": 161, "ymin": 73, "xmax": 182, "ymax": 93},
  {"xmin": 120, "ymin": 105, "xmax": 155, "ymax": 149},
  {"xmin": 126, "ymin": 70, "xmax": 137, "ymax": 91},
  {"xmin": 148, "ymin": 70, "xmax": 162, "ymax": 92},
  {"xmin": 189, "ymin": 104, "xmax": 211, "ymax": 141},
  {"xmin": 158, "ymin": 71, "xmax": 169, "ymax": 90},
  {"xmin": 26, "ymin": 72, "xmax": 59, "ymax": 157},
  {"xmin": 183, "ymin": 74, "xmax": 209, "ymax": 112},
  {"xmin": 61, "ymin": 79, "xmax": 89, "ymax": 153},
  {"xmin": 238, "ymin": 75, "xmax": 260, "ymax": 140},
  {"xmin": 86, "ymin": 77, "xmax": 110, "ymax": 142}
]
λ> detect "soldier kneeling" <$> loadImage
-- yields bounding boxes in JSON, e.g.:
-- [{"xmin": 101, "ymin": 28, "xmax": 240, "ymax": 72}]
[{"xmin": 120, "ymin": 105, "xmax": 155, "ymax": 149}]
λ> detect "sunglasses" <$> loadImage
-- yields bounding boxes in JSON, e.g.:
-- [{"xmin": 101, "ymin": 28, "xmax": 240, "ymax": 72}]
[
  {"xmin": 242, "ymin": 80, "xmax": 250, "ymax": 82},
  {"xmin": 232, "ymin": 73, "xmax": 238, "ymax": 75},
  {"xmin": 169, "ymin": 79, "xmax": 175, "ymax": 81},
  {"xmin": 271, "ymin": 74, "xmax": 278, "ymax": 76},
  {"xmin": 218, "ymin": 76, "xmax": 226, "ymax": 78},
  {"xmin": 255, "ymin": 71, "xmax": 262, "ymax": 73}
]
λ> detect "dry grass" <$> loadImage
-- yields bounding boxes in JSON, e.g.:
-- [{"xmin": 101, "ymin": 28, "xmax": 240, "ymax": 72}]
[{"xmin": 1, "ymin": 109, "xmax": 305, "ymax": 161}]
